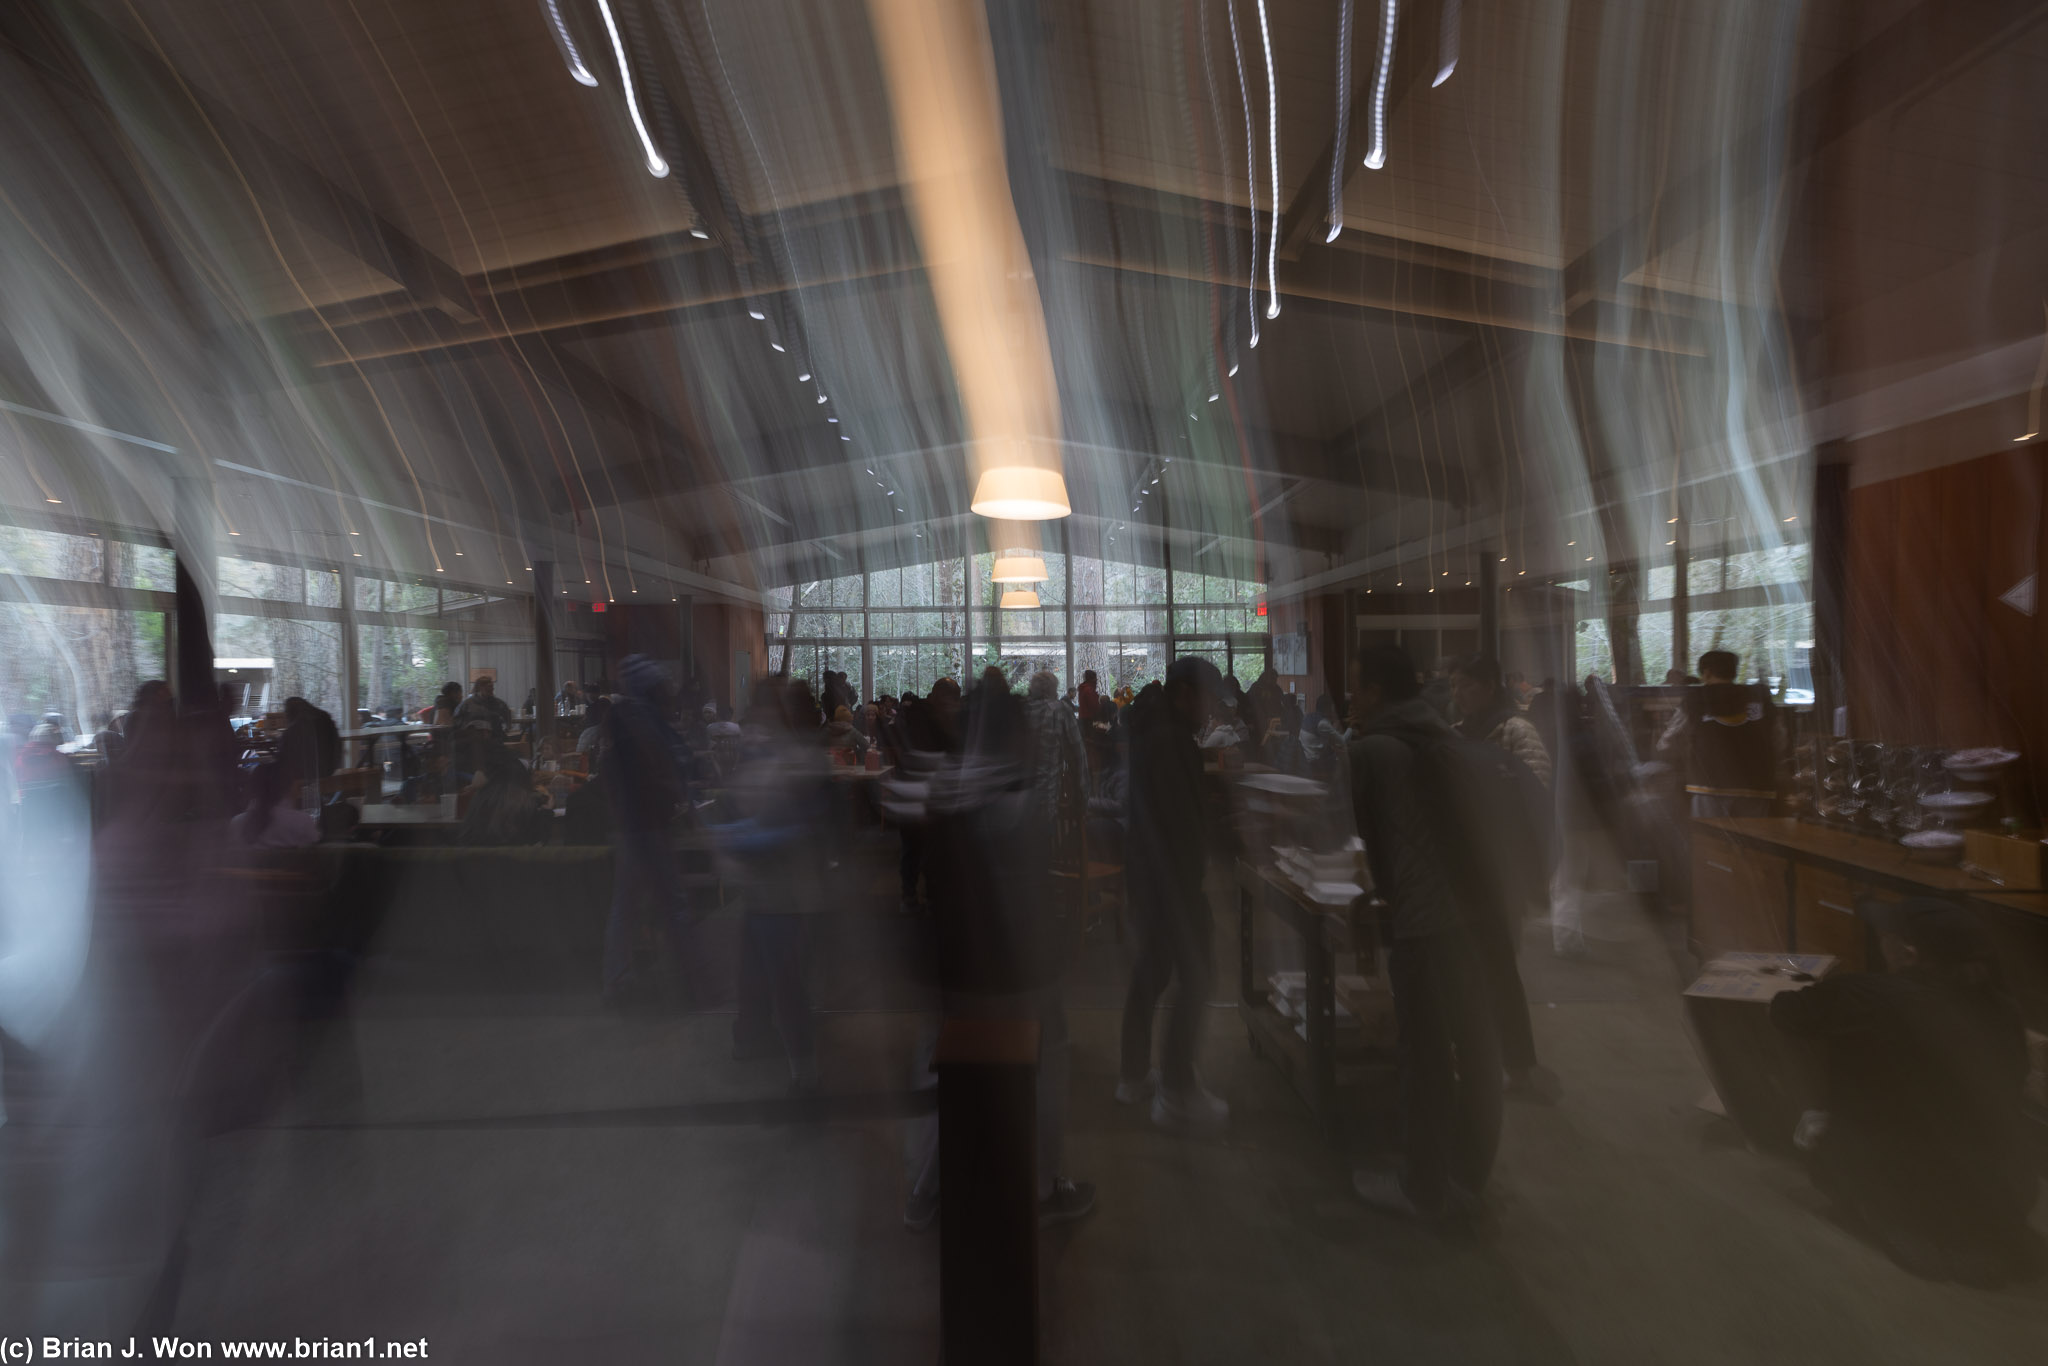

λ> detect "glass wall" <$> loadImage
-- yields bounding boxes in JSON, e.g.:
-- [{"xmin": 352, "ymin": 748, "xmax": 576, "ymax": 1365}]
[{"xmin": 765, "ymin": 548, "xmax": 1267, "ymax": 701}]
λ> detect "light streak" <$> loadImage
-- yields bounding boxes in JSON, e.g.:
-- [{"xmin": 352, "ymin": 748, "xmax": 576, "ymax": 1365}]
[
  {"xmin": 1226, "ymin": 0, "xmax": 1261, "ymax": 348},
  {"xmin": 1255, "ymin": 0, "xmax": 1281, "ymax": 318},
  {"xmin": 1329, "ymin": 0, "xmax": 1354, "ymax": 242},
  {"xmin": 595, "ymin": 0, "xmax": 667, "ymax": 177},
  {"xmin": 1363, "ymin": 0, "xmax": 1397, "ymax": 170},
  {"xmin": 1433, "ymin": 0, "xmax": 1459, "ymax": 88},
  {"xmin": 541, "ymin": 0, "xmax": 598, "ymax": 86}
]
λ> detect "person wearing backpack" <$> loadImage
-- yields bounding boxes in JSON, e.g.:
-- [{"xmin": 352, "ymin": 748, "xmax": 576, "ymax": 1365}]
[
  {"xmin": 1345, "ymin": 646, "xmax": 1504, "ymax": 1221},
  {"xmin": 1450, "ymin": 656, "xmax": 1565, "ymax": 1103}
]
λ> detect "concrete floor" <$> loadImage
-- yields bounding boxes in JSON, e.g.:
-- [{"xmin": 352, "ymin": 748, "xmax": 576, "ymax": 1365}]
[{"xmin": 157, "ymin": 858, "xmax": 2048, "ymax": 1365}]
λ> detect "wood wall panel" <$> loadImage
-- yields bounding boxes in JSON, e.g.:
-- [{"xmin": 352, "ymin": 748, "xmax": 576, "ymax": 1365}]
[{"xmin": 1844, "ymin": 447, "xmax": 2046, "ymax": 823}]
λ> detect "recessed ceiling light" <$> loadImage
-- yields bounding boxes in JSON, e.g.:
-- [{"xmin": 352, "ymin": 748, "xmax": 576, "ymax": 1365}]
[
  {"xmin": 748, "ymin": 309, "xmax": 766, "ymax": 321},
  {"xmin": 689, "ymin": 227, "xmax": 710, "ymax": 240},
  {"xmin": 1207, "ymin": 394, "xmax": 1219, "ymax": 402},
  {"xmin": 798, "ymin": 373, "xmax": 811, "ymax": 382},
  {"xmin": 816, "ymin": 395, "xmax": 827, "ymax": 404},
  {"xmin": 771, "ymin": 342, "xmax": 785, "ymax": 353},
  {"xmin": 827, "ymin": 417, "xmax": 838, "ymax": 423},
  {"xmin": 1666, "ymin": 540, "xmax": 1676, "ymax": 546},
  {"xmin": 1783, "ymin": 515, "xmax": 1797, "ymax": 522}
]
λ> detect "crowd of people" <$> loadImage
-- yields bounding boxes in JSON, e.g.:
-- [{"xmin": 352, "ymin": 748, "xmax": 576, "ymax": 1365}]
[{"xmin": 6, "ymin": 641, "xmax": 2034, "ymax": 1281}]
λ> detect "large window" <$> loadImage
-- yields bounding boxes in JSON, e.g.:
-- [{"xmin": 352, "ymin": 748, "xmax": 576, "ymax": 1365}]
[{"xmin": 763, "ymin": 547, "xmax": 1267, "ymax": 701}]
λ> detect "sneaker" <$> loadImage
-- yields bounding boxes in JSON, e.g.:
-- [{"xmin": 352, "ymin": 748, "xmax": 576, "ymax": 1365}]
[
  {"xmin": 1503, "ymin": 1064, "xmax": 1564, "ymax": 1105},
  {"xmin": 903, "ymin": 1186, "xmax": 939, "ymax": 1233},
  {"xmin": 1351, "ymin": 1168, "xmax": 1421, "ymax": 1217},
  {"xmin": 1037, "ymin": 1176, "xmax": 1097, "ymax": 1229},
  {"xmin": 1114, "ymin": 1069, "xmax": 1160, "ymax": 1105},
  {"xmin": 1151, "ymin": 1081, "xmax": 1229, "ymax": 1134}
]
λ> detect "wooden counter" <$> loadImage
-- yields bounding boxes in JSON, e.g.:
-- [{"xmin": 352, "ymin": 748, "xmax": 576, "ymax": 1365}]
[{"xmin": 1689, "ymin": 817, "xmax": 2048, "ymax": 1027}]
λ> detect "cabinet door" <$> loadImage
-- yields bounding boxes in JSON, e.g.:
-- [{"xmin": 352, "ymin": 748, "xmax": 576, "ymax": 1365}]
[
  {"xmin": 1692, "ymin": 831, "xmax": 1791, "ymax": 959},
  {"xmin": 1794, "ymin": 866, "xmax": 1868, "ymax": 969}
]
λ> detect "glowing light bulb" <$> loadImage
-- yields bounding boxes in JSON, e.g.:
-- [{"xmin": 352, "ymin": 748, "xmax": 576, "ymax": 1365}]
[
  {"xmin": 594, "ymin": 0, "xmax": 667, "ymax": 176},
  {"xmin": 749, "ymin": 310, "xmax": 766, "ymax": 321},
  {"xmin": 797, "ymin": 372, "xmax": 811, "ymax": 382},
  {"xmin": 689, "ymin": 227, "xmax": 710, "ymax": 240},
  {"xmin": 771, "ymin": 342, "xmax": 786, "ymax": 353}
]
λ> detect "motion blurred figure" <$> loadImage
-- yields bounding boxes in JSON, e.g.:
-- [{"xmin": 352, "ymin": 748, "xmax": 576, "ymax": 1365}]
[
  {"xmin": 722, "ymin": 679, "xmax": 827, "ymax": 1093},
  {"xmin": 601, "ymin": 657, "xmax": 691, "ymax": 1007},
  {"xmin": 1450, "ymin": 656, "xmax": 1564, "ymax": 1102},
  {"xmin": 1117, "ymin": 657, "xmax": 1230, "ymax": 1133},
  {"xmin": 1346, "ymin": 646, "xmax": 1503, "ymax": 1220}
]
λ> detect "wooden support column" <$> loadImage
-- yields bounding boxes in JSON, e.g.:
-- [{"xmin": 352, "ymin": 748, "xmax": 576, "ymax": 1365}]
[
  {"xmin": 533, "ymin": 561, "xmax": 557, "ymax": 738},
  {"xmin": 1478, "ymin": 552, "xmax": 1499, "ymax": 659},
  {"xmin": 1811, "ymin": 454, "xmax": 1850, "ymax": 734}
]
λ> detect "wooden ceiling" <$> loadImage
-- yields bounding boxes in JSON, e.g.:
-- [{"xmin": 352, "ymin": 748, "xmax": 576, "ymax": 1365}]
[{"xmin": 0, "ymin": 0, "xmax": 2041, "ymax": 590}]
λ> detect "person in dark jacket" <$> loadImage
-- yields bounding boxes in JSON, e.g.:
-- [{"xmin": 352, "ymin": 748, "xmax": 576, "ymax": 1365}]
[
  {"xmin": 1117, "ymin": 656, "xmax": 1231, "ymax": 1133},
  {"xmin": 1346, "ymin": 645, "xmax": 1503, "ymax": 1221},
  {"xmin": 277, "ymin": 696, "xmax": 340, "ymax": 792},
  {"xmin": 460, "ymin": 749, "xmax": 552, "ymax": 846},
  {"xmin": 1771, "ymin": 899, "xmax": 2041, "ymax": 1284},
  {"xmin": 601, "ymin": 656, "xmax": 692, "ymax": 1005},
  {"xmin": 1654, "ymin": 650, "xmax": 1778, "ymax": 816}
]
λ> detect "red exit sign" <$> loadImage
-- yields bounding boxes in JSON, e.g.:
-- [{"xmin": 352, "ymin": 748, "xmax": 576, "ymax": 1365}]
[
  {"xmin": 590, "ymin": 602, "xmax": 607, "ymax": 613},
  {"xmin": 1256, "ymin": 601, "xmax": 1267, "ymax": 616}
]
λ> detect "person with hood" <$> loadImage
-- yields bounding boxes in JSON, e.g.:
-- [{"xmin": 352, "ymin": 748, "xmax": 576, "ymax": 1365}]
[
  {"xmin": 1117, "ymin": 657, "xmax": 1232, "ymax": 1133},
  {"xmin": 601, "ymin": 656, "xmax": 692, "ymax": 1007},
  {"xmin": 1346, "ymin": 645, "xmax": 1503, "ymax": 1221}
]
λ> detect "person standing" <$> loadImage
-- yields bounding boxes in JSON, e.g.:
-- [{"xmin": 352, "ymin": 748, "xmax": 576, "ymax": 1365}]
[
  {"xmin": 1655, "ymin": 650, "xmax": 1779, "ymax": 817},
  {"xmin": 1075, "ymin": 669, "xmax": 1100, "ymax": 723},
  {"xmin": 1117, "ymin": 657, "xmax": 1231, "ymax": 1133},
  {"xmin": 1449, "ymin": 656, "xmax": 1564, "ymax": 1103},
  {"xmin": 601, "ymin": 657, "xmax": 691, "ymax": 1008},
  {"xmin": 1347, "ymin": 645, "xmax": 1503, "ymax": 1221}
]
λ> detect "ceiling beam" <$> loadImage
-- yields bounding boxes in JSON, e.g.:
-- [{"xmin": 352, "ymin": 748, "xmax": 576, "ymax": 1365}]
[
  {"xmin": 1558, "ymin": 0, "xmax": 2048, "ymax": 314},
  {"xmin": 1275, "ymin": 0, "xmax": 1441, "ymax": 261}
]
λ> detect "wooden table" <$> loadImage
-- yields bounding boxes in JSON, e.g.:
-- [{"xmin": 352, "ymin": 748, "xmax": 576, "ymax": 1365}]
[
  {"xmin": 357, "ymin": 795, "xmax": 460, "ymax": 828},
  {"xmin": 1235, "ymin": 860, "xmax": 1387, "ymax": 1139},
  {"xmin": 1691, "ymin": 817, "xmax": 2048, "ymax": 1026}
]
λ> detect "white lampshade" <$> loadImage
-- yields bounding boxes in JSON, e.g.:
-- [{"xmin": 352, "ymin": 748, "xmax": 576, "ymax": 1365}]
[
  {"xmin": 990, "ymin": 555, "xmax": 1049, "ymax": 584},
  {"xmin": 971, "ymin": 466, "xmax": 1070, "ymax": 520},
  {"xmin": 998, "ymin": 589, "xmax": 1040, "ymax": 610}
]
